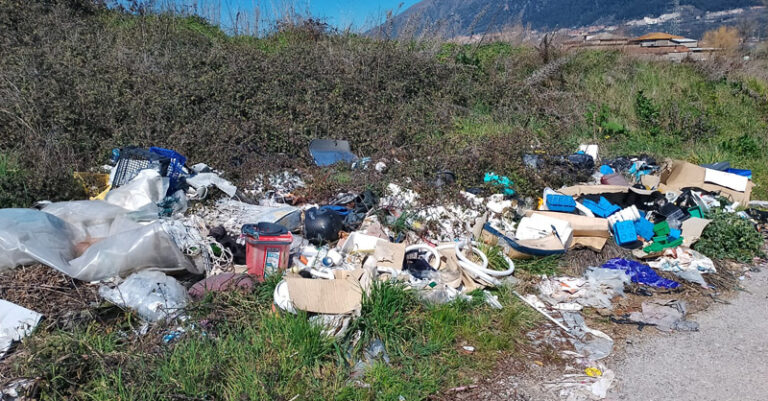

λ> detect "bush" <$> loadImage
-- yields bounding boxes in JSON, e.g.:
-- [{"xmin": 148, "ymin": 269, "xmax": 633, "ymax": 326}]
[{"xmin": 693, "ymin": 210, "xmax": 764, "ymax": 262}]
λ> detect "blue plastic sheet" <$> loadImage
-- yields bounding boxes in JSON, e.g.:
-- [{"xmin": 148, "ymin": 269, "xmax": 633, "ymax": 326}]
[{"xmin": 601, "ymin": 258, "xmax": 680, "ymax": 289}]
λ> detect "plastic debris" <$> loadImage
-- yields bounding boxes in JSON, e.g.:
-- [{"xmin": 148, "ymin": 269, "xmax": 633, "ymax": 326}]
[
  {"xmin": 601, "ymin": 258, "xmax": 680, "ymax": 289},
  {"xmin": 628, "ymin": 300, "xmax": 699, "ymax": 332},
  {"xmin": 0, "ymin": 300, "xmax": 42, "ymax": 358},
  {"xmin": 99, "ymin": 270, "xmax": 189, "ymax": 322}
]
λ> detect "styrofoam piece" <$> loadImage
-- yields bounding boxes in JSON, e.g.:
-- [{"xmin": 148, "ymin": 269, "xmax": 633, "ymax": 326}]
[
  {"xmin": 578, "ymin": 144, "xmax": 599, "ymax": 161},
  {"xmin": 704, "ymin": 168, "xmax": 749, "ymax": 192},
  {"xmin": 515, "ymin": 214, "xmax": 573, "ymax": 247}
]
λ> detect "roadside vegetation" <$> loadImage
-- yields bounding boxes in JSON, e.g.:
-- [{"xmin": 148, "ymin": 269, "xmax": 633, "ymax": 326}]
[
  {"xmin": 2, "ymin": 0, "xmax": 768, "ymax": 207},
  {"xmin": 7, "ymin": 276, "xmax": 537, "ymax": 400}
]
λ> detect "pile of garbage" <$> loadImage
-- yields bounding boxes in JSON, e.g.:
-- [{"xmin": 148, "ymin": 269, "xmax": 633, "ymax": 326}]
[{"xmin": 0, "ymin": 142, "xmax": 764, "ymax": 400}]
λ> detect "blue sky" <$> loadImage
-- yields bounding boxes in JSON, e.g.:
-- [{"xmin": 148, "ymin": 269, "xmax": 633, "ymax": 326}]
[{"xmin": 218, "ymin": 0, "xmax": 420, "ymax": 30}]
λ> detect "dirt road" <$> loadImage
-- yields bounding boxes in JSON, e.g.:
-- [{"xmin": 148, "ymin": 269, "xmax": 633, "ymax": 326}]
[{"xmin": 609, "ymin": 268, "xmax": 768, "ymax": 401}]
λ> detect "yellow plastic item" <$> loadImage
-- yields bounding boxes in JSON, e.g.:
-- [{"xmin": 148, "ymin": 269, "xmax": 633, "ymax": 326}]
[
  {"xmin": 585, "ymin": 367, "xmax": 602, "ymax": 377},
  {"xmin": 73, "ymin": 172, "xmax": 111, "ymax": 199}
]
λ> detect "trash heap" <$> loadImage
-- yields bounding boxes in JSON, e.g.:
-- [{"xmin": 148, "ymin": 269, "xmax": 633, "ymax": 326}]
[{"xmin": 0, "ymin": 142, "xmax": 765, "ymax": 399}]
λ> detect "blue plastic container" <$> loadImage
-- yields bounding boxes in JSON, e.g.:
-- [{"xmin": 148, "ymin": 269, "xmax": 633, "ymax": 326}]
[
  {"xmin": 634, "ymin": 217, "xmax": 655, "ymax": 241},
  {"xmin": 613, "ymin": 220, "xmax": 638, "ymax": 246},
  {"xmin": 582, "ymin": 197, "xmax": 621, "ymax": 218},
  {"xmin": 546, "ymin": 194, "xmax": 576, "ymax": 213},
  {"xmin": 668, "ymin": 228, "xmax": 682, "ymax": 240}
]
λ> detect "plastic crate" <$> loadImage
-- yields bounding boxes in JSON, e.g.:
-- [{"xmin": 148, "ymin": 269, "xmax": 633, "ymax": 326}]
[
  {"xmin": 149, "ymin": 147, "xmax": 187, "ymax": 192},
  {"xmin": 644, "ymin": 237, "xmax": 683, "ymax": 253},
  {"xmin": 581, "ymin": 197, "xmax": 621, "ymax": 218},
  {"xmin": 546, "ymin": 194, "xmax": 576, "ymax": 213},
  {"xmin": 653, "ymin": 221, "xmax": 670, "ymax": 237},
  {"xmin": 634, "ymin": 217, "xmax": 655, "ymax": 241},
  {"xmin": 613, "ymin": 220, "xmax": 638, "ymax": 246},
  {"xmin": 688, "ymin": 206, "xmax": 703, "ymax": 219},
  {"xmin": 111, "ymin": 147, "xmax": 171, "ymax": 188}
]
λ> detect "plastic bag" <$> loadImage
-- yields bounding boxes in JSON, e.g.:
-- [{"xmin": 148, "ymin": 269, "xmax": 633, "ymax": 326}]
[
  {"xmin": 99, "ymin": 270, "xmax": 188, "ymax": 322},
  {"xmin": 0, "ymin": 300, "xmax": 43, "ymax": 358},
  {"xmin": 0, "ymin": 209, "xmax": 198, "ymax": 281},
  {"xmin": 0, "ymin": 209, "xmax": 82, "ymax": 273},
  {"xmin": 41, "ymin": 200, "xmax": 141, "ymax": 239},
  {"xmin": 105, "ymin": 169, "xmax": 168, "ymax": 211}
]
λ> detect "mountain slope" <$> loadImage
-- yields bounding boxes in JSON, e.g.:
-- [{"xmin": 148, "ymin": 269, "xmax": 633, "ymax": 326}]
[{"xmin": 382, "ymin": 0, "xmax": 759, "ymax": 38}]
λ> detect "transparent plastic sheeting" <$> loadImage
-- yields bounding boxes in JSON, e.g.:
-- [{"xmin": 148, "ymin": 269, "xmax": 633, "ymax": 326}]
[
  {"xmin": 99, "ymin": 270, "xmax": 188, "ymax": 322},
  {"xmin": 0, "ymin": 208, "xmax": 199, "ymax": 282}
]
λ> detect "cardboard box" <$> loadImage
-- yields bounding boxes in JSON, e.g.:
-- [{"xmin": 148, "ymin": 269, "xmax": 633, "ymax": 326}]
[
  {"xmin": 525, "ymin": 211, "xmax": 610, "ymax": 238},
  {"xmin": 285, "ymin": 269, "xmax": 364, "ymax": 314},
  {"xmin": 659, "ymin": 160, "xmax": 753, "ymax": 204}
]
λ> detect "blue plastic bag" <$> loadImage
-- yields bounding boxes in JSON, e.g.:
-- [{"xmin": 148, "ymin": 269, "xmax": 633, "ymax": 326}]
[{"xmin": 601, "ymin": 258, "xmax": 680, "ymax": 289}]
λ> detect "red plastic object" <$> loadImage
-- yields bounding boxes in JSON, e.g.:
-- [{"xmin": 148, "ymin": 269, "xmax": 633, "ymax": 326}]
[
  {"xmin": 601, "ymin": 173, "xmax": 629, "ymax": 186},
  {"xmin": 243, "ymin": 225, "xmax": 293, "ymax": 282}
]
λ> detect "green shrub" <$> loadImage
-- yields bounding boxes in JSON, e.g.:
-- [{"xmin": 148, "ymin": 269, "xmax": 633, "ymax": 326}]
[{"xmin": 693, "ymin": 210, "xmax": 764, "ymax": 262}]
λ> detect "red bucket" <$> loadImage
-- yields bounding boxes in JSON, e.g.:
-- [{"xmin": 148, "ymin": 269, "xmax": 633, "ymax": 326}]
[{"xmin": 242, "ymin": 223, "xmax": 293, "ymax": 282}]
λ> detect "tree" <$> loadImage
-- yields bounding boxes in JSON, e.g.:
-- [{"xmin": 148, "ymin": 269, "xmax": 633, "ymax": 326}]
[{"xmin": 702, "ymin": 26, "xmax": 742, "ymax": 54}]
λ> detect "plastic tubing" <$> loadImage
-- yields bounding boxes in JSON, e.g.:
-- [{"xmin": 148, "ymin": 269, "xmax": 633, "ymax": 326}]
[
  {"xmin": 405, "ymin": 244, "xmax": 441, "ymax": 269},
  {"xmin": 450, "ymin": 240, "xmax": 515, "ymax": 277}
]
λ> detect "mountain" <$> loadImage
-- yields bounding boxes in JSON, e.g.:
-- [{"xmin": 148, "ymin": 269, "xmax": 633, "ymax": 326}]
[{"xmin": 378, "ymin": 0, "xmax": 760, "ymax": 38}]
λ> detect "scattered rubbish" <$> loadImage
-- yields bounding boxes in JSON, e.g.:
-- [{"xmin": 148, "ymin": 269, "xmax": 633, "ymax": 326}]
[
  {"xmin": 0, "ymin": 300, "xmax": 42, "ymax": 358},
  {"xmin": 484, "ymin": 172, "xmax": 515, "ymax": 196},
  {"xmin": 461, "ymin": 345, "xmax": 475, "ymax": 353},
  {"xmin": 628, "ymin": 300, "xmax": 699, "ymax": 332},
  {"xmin": 601, "ymin": 258, "xmax": 680, "ymax": 289},
  {"xmin": 309, "ymin": 139, "xmax": 358, "ymax": 166},
  {"xmin": 561, "ymin": 311, "xmax": 614, "ymax": 361},
  {"xmin": 538, "ymin": 267, "xmax": 630, "ymax": 309},
  {"xmin": 648, "ymin": 247, "xmax": 715, "ymax": 287},
  {"xmin": 188, "ymin": 273, "xmax": 256, "ymax": 300},
  {"xmin": 99, "ymin": 270, "xmax": 189, "ymax": 322}
]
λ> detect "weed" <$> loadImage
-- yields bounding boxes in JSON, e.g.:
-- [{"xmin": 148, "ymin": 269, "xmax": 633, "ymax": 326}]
[
  {"xmin": 693, "ymin": 209, "xmax": 764, "ymax": 262},
  {"xmin": 514, "ymin": 255, "xmax": 561, "ymax": 275},
  {"xmin": 346, "ymin": 280, "xmax": 417, "ymax": 357}
]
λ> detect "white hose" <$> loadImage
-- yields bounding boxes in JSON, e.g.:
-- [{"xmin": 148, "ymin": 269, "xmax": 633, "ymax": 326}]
[{"xmin": 405, "ymin": 244, "xmax": 441, "ymax": 269}]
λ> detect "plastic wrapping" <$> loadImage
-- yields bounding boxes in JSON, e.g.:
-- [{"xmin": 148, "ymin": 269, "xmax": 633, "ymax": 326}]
[
  {"xmin": 0, "ymin": 209, "xmax": 82, "ymax": 272},
  {"xmin": 41, "ymin": 200, "xmax": 141, "ymax": 238},
  {"xmin": 0, "ymin": 209, "xmax": 198, "ymax": 281},
  {"xmin": 104, "ymin": 169, "xmax": 168, "ymax": 211},
  {"xmin": 99, "ymin": 270, "xmax": 188, "ymax": 322}
]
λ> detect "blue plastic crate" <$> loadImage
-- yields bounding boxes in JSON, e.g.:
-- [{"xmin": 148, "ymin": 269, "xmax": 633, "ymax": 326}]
[
  {"xmin": 634, "ymin": 217, "xmax": 655, "ymax": 241},
  {"xmin": 668, "ymin": 228, "xmax": 682, "ymax": 240},
  {"xmin": 546, "ymin": 194, "xmax": 576, "ymax": 213},
  {"xmin": 149, "ymin": 147, "xmax": 187, "ymax": 193},
  {"xmin": 582, "ymin": 197, "xmax": 621, "ymax": 218},
  {"xmin": 613, "ymin": 220, "xmax": 638, "ymax": 246}
]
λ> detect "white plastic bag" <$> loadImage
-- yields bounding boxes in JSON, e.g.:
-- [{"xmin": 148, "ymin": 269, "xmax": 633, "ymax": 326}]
[
  {"xmin": 105, "ymin": 169, "xmax": 168, "ymax": 211},
  {"xmin": 0, "ymin": 300, "xmax": 43, "ymax": 358},
  {"xmin": 99, "ymin": 270, "xmax": 188, "ymax": 322}
]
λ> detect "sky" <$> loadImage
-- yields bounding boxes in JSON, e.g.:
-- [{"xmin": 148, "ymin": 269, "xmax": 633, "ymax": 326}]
[{"xmin": 217, "ymin": 0, "xmax": 421, "ymax": 31}]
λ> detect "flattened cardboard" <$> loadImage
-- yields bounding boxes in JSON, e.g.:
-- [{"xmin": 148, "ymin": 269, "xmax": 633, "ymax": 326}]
[
  {"xmin": 526, "ymin": 211, "xmax": 610, "ymax": 238},
  {"xmin": 437, "ymin": 246, "xmax": 464, "ymax": 289},
  {"xmin": 640, "ymin": 174, "xmax": 660, "ymax": 189},
  {"xmin": 681, "ymin": 217, "xmax": 712, "ymax": 247},
  {"xmin": 571, "ymin": 236, "xmax": 608, "ymax": 252},
  {"xmin": 660, "ymin": 160, "xmax": 753, "ymax": 204},
  {"xmin": 557, "ymin": 185, "xmax": 629, "ymax": 197},
  {"xmin": 285, "ymin": 269, "xmax": 364, "ymax": 314},
  {"xmin": 373, "ymin": 241, "xmax": 406, "ymax": 271}
]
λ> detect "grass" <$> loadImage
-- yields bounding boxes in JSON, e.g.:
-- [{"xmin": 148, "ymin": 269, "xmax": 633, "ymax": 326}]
[{"xmin": 11, "ymin": 281, "xmax": 537, "ymax": 400}]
